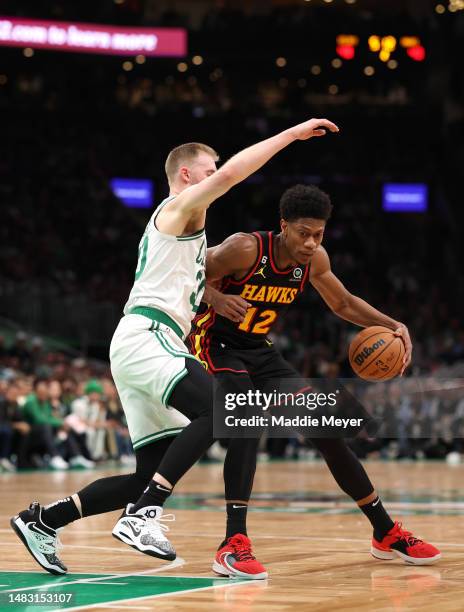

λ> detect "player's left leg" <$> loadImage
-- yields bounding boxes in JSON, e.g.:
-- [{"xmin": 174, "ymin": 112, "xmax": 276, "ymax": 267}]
[
  {"xmin": 252, "ymin": 347, "xmax": 441, "ymax": 565},
  {"xmin": 108, "ymin": 314, "xmax": 216, "ymax": 561},
  {"xmin": 10, "ymin": 437, "xmax": 174, "ymax": 575},
  {"xmin": 309, "ymin": 438, "xmax": 441, "ymax": 565}
]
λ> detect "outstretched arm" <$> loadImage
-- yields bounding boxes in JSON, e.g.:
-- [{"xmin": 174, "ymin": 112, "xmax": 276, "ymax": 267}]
[
  {"xmin": 159, "ymin": 118, "xmax": 339, "ymax": 235},
  {"xmin": 310, "ymin": 247, "xmax": 412, "ymax": 374}
]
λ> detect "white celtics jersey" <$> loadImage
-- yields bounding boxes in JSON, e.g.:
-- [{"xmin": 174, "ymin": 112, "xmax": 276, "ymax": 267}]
[{"xmin": 124, "ymin": 196, "xmax": 206, "ymax": 339}]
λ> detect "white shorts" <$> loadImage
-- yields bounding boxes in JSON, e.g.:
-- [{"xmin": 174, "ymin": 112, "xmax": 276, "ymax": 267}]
[{"xmin": 109, "ymin": 313, "xmax": 197, "ymax": 450}]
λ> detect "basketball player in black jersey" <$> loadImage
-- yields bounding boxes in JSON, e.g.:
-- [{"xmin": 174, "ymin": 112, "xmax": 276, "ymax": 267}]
[{"xmin": 188, "ymin": 184, "xmax": 440, "ymax": 579}]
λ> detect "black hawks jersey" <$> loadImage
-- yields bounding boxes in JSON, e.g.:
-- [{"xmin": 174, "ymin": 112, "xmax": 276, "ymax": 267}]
[{"xmin": 188, "ymin": 231, "xmax": 310, "ymax": 358}]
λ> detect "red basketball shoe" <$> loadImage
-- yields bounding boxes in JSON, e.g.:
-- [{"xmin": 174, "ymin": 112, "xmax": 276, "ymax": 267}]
[
  {"xmin": 213, "ymin": 534, "xmax": 268, "ymax": 579},
  {"xmin": 371, "ymin": 522, "xmax": 441, "ymax": 565}
]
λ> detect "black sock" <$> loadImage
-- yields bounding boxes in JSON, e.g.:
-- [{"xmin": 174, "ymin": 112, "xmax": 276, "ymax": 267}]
[
  {"xmin": 224, "ymin": 502, "xmax": 248, "ymax": 542},
  {"xmin": 359, "ymin": 496, "xmax": 395, "ymax": 540},
  {"xmin": 42, "ymin": 497, "xmax": 81, "ymax": 530},
  {"xmin": 132, "ymin": 480, "xmax": 172, "ymax": 512}
]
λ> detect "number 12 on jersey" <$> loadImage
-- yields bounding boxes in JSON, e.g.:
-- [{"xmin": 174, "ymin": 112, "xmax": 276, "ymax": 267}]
[{"xmin": 238, "ymin": 307, "xmax": 277, "ymax": 334}]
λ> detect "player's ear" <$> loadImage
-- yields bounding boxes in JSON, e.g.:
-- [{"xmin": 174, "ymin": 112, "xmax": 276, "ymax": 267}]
[
  {"xmin": 280, "ymin": 219, "xmax": 287, "ymax": 233},
  {"xmin": 179, "ymin": 166, "xmax": 190, "ymax": 184}
]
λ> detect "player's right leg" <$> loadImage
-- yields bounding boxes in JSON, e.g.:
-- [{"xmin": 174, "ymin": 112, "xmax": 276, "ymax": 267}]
[
  {"xmin": 253, "ymin": 349, "xmax": 441, "ymax": 566},
  {"xmin": 115, "ymin": 358, "xmax": 215, "ymax": 557},
  {"xmin": 202, "ymin": 347, "xmax": 268, "ymax": 579},
  {"xmin": 109, "ymin": 313, "xmax": 216, "ymax": 558},
  {"xmin": 309, "ymin": 438, "xmax": 441, "ymax": 565}
]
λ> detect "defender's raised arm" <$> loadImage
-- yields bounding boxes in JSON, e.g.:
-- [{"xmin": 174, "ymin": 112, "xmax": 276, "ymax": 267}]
[{"xmin": 158, "ymin": 118, "xmax": 339, "ymax": 235}]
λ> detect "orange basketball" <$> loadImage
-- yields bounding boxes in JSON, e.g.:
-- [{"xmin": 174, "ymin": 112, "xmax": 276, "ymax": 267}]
[{"xmin": 349, "ymin": 325, "xmax": 405, "ymax": 381}]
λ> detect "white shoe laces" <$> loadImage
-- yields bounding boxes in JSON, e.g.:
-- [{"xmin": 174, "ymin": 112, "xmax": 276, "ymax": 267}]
[
  {"xmin": 35, "ymin": 531, "xmax": 63, "ymax": 555},
  {"xmin": 145, "ymin": 513, "xmax": 175, "ymax": 540}
]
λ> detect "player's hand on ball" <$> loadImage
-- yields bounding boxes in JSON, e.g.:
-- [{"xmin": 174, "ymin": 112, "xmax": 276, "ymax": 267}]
[
  {"xmin": 394, "ymin": 323, "xmax": 412, "ymax": 375},
  {"xmin": 289, "ymin": 118, "xmax": 339, "ymax": 141},
  {"xmin": 214, "ymin": 294, "xmax": 250, "ymax": 323}
]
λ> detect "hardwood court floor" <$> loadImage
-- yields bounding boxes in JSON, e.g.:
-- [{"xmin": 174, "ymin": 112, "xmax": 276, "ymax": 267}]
[{"xmin": 1, "ymin": 460, "xmax": 464, "ymax": 611}]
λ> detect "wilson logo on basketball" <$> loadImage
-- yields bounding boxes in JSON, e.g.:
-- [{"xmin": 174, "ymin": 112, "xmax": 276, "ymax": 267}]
[{"xmin": 354, "ymin": 339, "xmax": 386, "ymax": 366}]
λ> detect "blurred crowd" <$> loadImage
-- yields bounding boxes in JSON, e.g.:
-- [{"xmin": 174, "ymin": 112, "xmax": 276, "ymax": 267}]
[
  {"xmin": 268, "ymin": 375, "xmax": 464, "ymax": 462},
  {"xmin": 0, "ymin": 333, "xmax": 134, "ymax": 472},
  {"xmin": 0, "ymin": 2, "xmax": 463, "ymax": 466},
  {"xmin": 2, "ymin": 330, "xmax": 464, "ymax": 471}
]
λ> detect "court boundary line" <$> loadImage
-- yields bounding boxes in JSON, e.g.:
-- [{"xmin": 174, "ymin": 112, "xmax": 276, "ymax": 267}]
[
  {"xmin": 0, "ymin": 564, "xmax": 250, "ymax": 612},
  {"xmin": 50, "ymin": 579, "xmax": 252, "ymax": 612},
  {"xmin": 0, "ymin": 560, "xmax": 186, "ymax": 594}
]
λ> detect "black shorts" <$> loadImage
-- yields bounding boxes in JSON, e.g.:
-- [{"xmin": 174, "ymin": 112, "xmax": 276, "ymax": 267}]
[
  {"xmin": 204, "ymin": 339, "xmax": 368, "ymax": 440},
  {"xmin": 205, "ymin": 339, "xmax": 303, "ymax": 392}
]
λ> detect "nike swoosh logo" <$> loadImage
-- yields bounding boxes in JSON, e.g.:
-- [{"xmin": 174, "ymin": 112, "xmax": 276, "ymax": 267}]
[
  {"xmin": 220, "ymin": 551, "xmax": 234, "ymax": 564},
  {"xmin": 124, "ymin": 520, "xmax": 141, "ymax": 537},
  {"xmin": 27, "ymin": 522, "xmax": 53, "ymax": 537},
  {"xmin": 372, "ymin": 498, "xmax": 380, "ymax": 507},
  {"xmin": 220, "ymin": 551, "xmax": 238, "ymax": 570},
  {"xmin": 232, "ymin": 505, "xmax": 247, "ymax": 509}
]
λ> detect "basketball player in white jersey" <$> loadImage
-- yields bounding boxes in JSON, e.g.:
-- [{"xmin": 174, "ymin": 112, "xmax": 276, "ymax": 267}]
[{"xmin": 11, "ymin": 118, "xmax": 339, "ymax": 575}]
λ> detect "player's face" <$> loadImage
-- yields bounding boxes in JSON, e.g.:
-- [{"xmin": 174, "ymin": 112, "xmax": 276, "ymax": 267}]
[
  {"xmin": 281, "ymin": 218, "xmax": 326, "ymax": 264},
  {"xmin": 184, "ymin": 153, "xmax": 217, "ymax": 185}
]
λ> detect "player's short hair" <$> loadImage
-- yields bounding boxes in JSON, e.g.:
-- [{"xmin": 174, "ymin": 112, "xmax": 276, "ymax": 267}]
[
  {"xmin": 165, "ymin": 142, "xmax": 219, "ymax": 183},
  {"xmin": 279, "ymin": 184, "xmax": 333, "ymax": 222}
]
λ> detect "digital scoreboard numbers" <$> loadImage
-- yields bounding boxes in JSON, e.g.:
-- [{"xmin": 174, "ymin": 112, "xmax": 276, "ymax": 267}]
[{"xmin": 336, "ymin": 34, "xmax": 426, "ymax": 62}]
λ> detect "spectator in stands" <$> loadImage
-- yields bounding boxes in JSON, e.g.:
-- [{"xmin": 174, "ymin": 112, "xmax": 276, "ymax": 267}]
[
  {"xmin": 0, "ymin": 377, "xmax": 16, "ymax": 471},
  {"xmin": 102, "ymin": 378, "xmax": 134, "ymax": 465},
  {"xmin": 0, "ymin": 380, "xmax": 31, "ymax": 470},
  {"xmin": 49, "ymin": 379, "xmax": 68, "ymax": 419},
  {"xmin": 70, "ymin": 379, "xmax": 109, "ymax": 460},
  {"xmin": 15, "ymin": 376, "xmax": 33, "ymax": 404},
  {"xmin": 48, "ymin": 379, "xmax": 95, "ymax": 468},
  {"xmin": 22, "ymin": 377, "xmax": 69, "ymax": 469},
  {"xmin": 61, "ymin": 377, "xmax": 77, "ymax": 412}
]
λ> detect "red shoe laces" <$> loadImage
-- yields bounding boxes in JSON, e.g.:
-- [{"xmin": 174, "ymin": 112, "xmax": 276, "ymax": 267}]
[
  {"xmin": 230, "ymin": 538, "xmax": 255, "ymax": 562},
  {"xmin": 395, "ymin": 523, "xmax": 422, "ymax": 547}
]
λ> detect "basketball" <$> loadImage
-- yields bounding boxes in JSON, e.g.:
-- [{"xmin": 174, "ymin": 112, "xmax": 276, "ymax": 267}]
[{"xmin": 349, "ymin": 326, "xmax": 405, "ymax": 381}]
